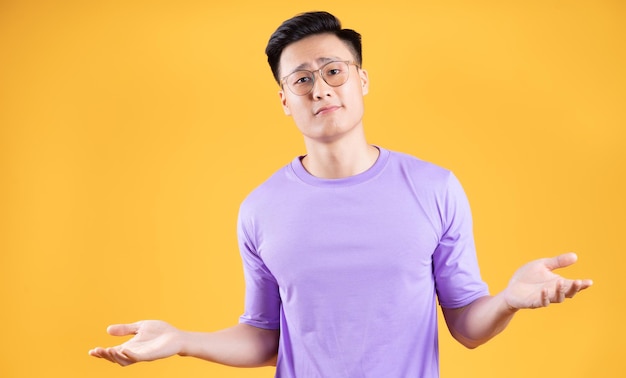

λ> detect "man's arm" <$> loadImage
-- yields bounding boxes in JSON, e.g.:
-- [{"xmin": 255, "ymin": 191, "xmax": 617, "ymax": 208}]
[
  {"xmin": 442, "ymin": 252, "xmax": 592, "ymax": 349},
  {"xmin": 89, "ymin": 321, "xmax": 279, "ymax": 367}
]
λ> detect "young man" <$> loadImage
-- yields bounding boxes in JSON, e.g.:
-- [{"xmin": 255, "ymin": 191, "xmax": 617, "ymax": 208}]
[{"xmin": 89, "ymin": 11, "xmax": 592, "ymax": 377}]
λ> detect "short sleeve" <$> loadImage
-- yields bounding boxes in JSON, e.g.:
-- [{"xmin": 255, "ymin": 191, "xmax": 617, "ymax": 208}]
[
  {"xmin": 433, "ymin": 173, "xmax": 489, "ymax": 308},
  {"xmin": 237, "ymin": 210, "xmax": 281, "ymax": 329}
]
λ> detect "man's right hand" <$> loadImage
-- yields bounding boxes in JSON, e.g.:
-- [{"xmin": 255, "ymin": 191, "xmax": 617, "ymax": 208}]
[{"xmin": 89, "ymin": 320, "xmax": 183, "ymax": 366}]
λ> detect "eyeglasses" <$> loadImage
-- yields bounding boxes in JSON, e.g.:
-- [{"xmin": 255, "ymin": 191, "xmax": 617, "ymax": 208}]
[{"xmin": 280, "ymin": 61, "xmax": 359, "ymax": 96}]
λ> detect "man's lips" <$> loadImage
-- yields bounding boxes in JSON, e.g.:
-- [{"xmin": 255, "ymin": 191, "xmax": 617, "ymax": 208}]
[{"xmin": 314, "ymin": 105, "xmax": 340, "ymax": 115}]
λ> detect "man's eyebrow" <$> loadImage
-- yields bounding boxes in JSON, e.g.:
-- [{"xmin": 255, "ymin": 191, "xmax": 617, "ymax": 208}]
[{"xmin": 290, "ymin": 57, "xmax": 341, "ymax": 73}]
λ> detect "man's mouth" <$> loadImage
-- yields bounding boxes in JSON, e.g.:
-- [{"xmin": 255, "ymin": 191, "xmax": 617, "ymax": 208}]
[{"xmin": 314, "ymin": 105, "xmax": 340, "ymax": 116}]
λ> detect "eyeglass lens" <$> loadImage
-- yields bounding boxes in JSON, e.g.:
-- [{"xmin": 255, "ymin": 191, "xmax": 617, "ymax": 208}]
[{"xmin": 285, "ymin": 61, "xmax": 351, "ymax": 96}]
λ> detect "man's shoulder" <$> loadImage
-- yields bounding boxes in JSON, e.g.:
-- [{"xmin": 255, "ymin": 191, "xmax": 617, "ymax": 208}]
[
  {"xmin": 239, "ymin": 160, "xmax": 295, "ymax": 210},
  {"xmin": 385, "ymin": 148, "xmax": 453, "ymax": 182}
]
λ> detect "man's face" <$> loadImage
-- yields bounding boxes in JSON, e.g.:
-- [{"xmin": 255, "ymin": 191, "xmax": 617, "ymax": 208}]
[{"xmin": 278, "ymin": 33, "xmax": 369, "ymax": 144}]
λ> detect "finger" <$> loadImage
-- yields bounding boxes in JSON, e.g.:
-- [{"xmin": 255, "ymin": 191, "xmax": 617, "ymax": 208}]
[
  {"xmin": 89, "ymin": 347, "xmax": 118, "ymax": 364},
  {"xmin": 107, "ymin": 322, "xmax": 141, "ymax": 337},
  {"xmin": 555, "ymin": 280, "xmax": 566, "ymax": 303},
  {"xmin": 118, "ymin": 345, "xmax": 141, "ymax": 362},
  {"xmin": 541, "ymin": 288, "xmax": 550, "ymax": 307},
  {"xmin": 107, "ymin": 347, "xmax": 136, "ymax": 367},
  {"xmin": 565, "ymin": 278, "xmax": 594, "ymax": 297},
  {"xmin": 563, "ymin": 279, "xmax": 582, "ymax": 298},
  {"xmin": 88, "ymin": 347, "xmax": 104, "ymax": 358},
  {"xmin": 544, "ymin": 252, "xmax": 578, "ymax": 271},
  {"xmin": 580, "ymin": 278, "xmax": 594, "ymax": 289}
]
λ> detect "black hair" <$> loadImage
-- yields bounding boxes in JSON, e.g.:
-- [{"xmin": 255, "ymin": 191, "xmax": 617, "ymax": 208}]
[{"xmin": 265, "ymin": 11, "xmax": 362, "ymax": 84}]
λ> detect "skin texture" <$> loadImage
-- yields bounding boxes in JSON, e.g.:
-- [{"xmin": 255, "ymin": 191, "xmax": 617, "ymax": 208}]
[{"xmin": 89, "ymin": 32, "xmax": 593, "ymax": 368}]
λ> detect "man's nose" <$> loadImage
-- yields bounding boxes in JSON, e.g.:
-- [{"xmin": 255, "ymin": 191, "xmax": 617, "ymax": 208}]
[{"xmin": 311, "ymin": 72, "xmax": 333, "ymax": 98}]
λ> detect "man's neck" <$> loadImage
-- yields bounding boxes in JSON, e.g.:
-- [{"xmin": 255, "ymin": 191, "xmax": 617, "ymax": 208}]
[{"xmin": 301, "ymin": 139, "xmax": 380, "ymax": 179}]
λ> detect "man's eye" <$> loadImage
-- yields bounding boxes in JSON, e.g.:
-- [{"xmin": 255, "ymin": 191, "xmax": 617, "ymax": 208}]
[
  {"xmin": 293, "ymin": 75, "xmax": 312, "ymax": 85},
  {"xmin": 326, "ymin": 68, "xmax": 341, "ymax": 76}
]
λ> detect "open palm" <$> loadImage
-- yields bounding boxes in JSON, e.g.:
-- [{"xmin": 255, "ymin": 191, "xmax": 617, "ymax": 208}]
[
  {"xmin": 89, "ymin": 320, "xmax": 183, "ymax": 366},
  {"xmin": 503, "ymin": 253, "xmax": 592, "ymax": 310}
]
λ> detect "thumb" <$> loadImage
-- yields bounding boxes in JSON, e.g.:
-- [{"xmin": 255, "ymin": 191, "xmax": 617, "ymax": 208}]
[
  {"xmin": 544, "ymin": 252, "xmax": 578, "ymax": 271},
  {"xmin": 107, "ymin": 322, "xmax": 141, "ymax": 336}
]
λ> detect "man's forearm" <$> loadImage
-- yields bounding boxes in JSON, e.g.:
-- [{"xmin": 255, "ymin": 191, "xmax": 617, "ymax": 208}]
[
  {"xmin": 442, "ymin": 294, "xmax": 518, "ymax": 349},
  {"xmin": 178, "ymin": 323, "xmax": 279, "ymax": 367}
]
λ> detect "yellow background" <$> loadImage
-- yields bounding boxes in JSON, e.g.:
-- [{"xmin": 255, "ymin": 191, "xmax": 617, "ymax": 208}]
[{"xmin": 1, "ymin": 0, "xmax": 624, "ymax": 377}]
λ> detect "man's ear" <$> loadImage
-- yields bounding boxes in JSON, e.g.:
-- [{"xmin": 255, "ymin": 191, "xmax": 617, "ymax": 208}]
[
  {"xmin": 279, "ymin": 90, "xmax": 291, "ymax": 116},
  {"xmin": 359, "ymin": 68, "xmax": 369, "ymax": 96}
]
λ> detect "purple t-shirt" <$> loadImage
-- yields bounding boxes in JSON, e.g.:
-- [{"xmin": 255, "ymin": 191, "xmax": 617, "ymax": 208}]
[{"xmin": 237, "ymin": 147, "xmax": 489, "ymax": 377}]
